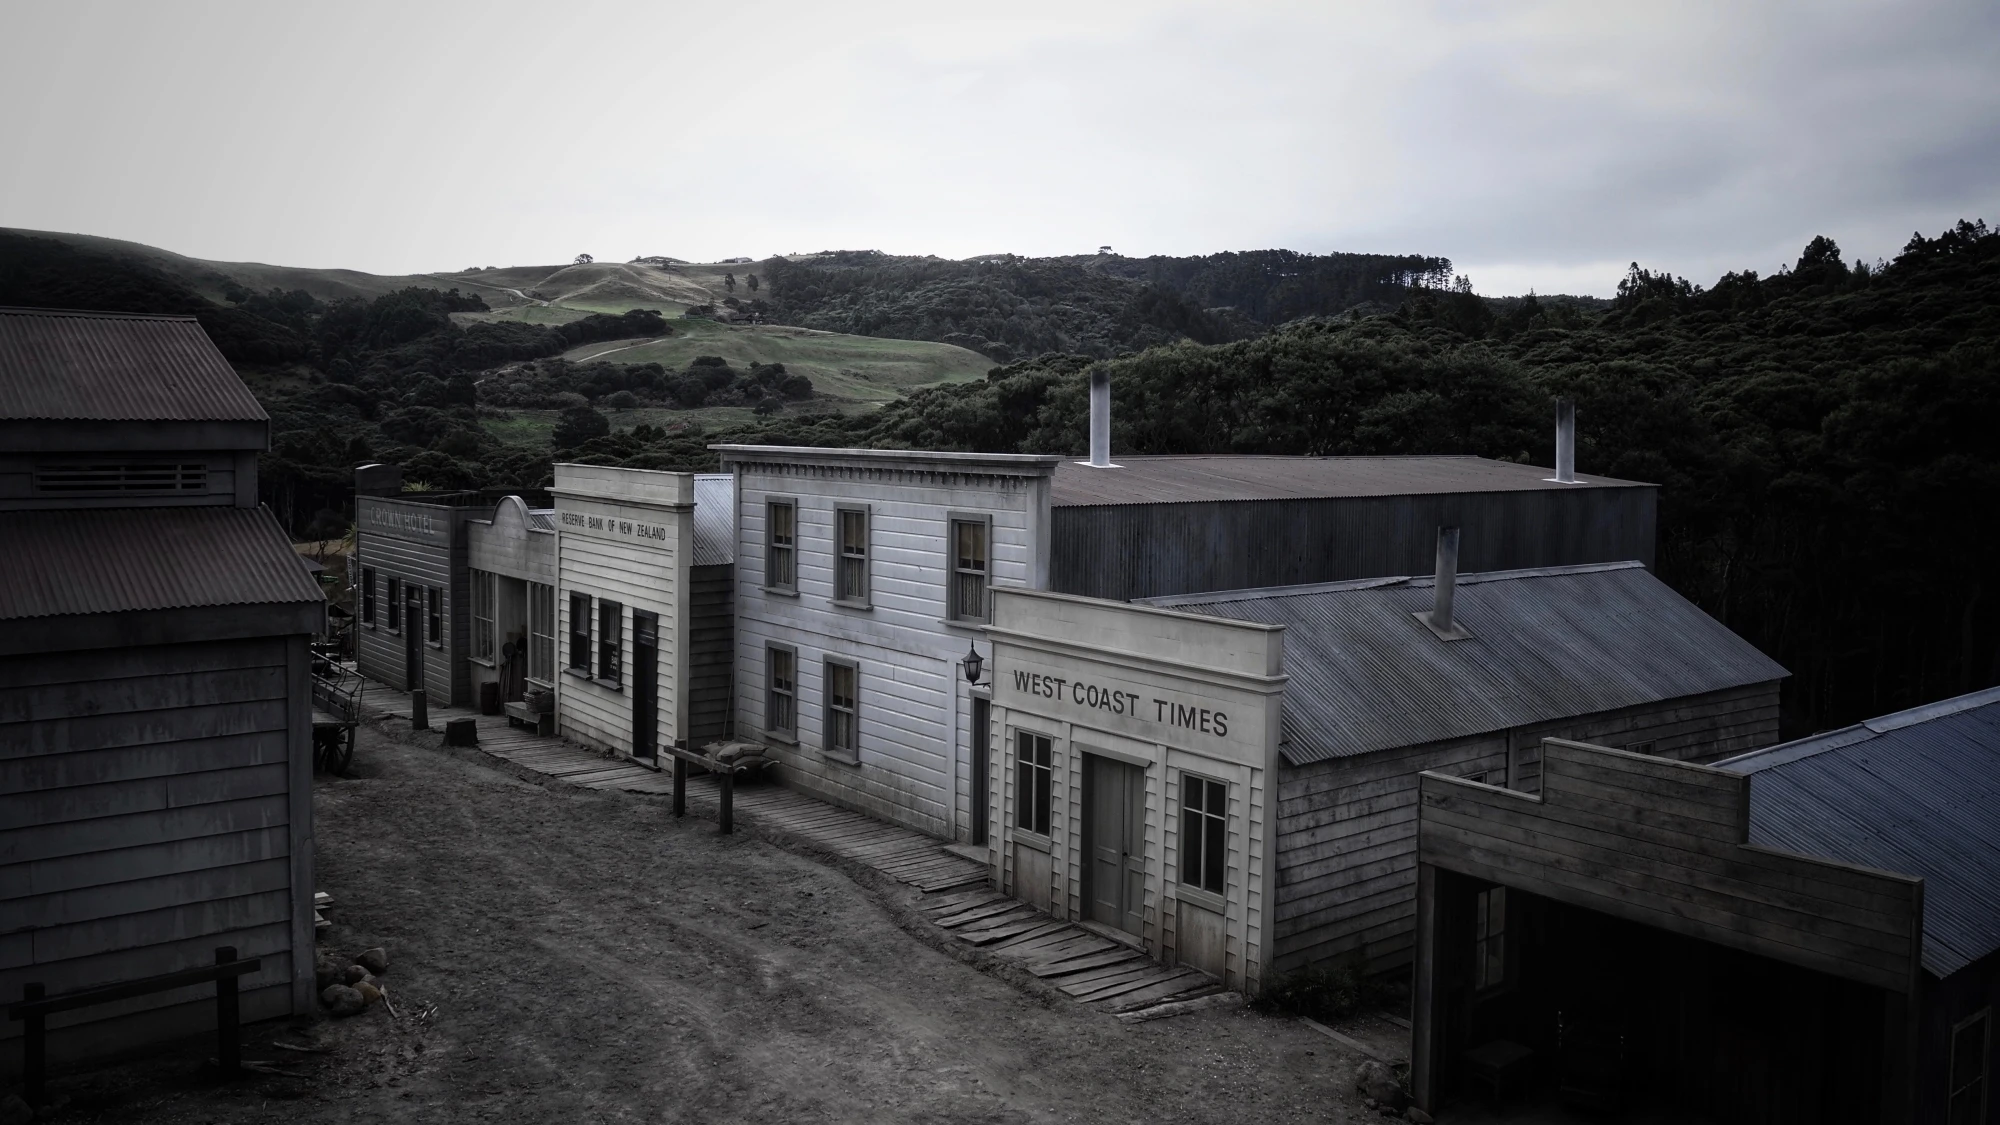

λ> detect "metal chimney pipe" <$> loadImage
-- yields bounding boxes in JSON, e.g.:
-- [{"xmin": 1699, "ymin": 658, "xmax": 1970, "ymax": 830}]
[
  {"xmin": 1555, "ymin": 399, "xmax": 1576, "ymax": 484},
  {"xmin": 1432, "ymin": 526, "xmax": 1460, "ymax": 633},
  {"xmin": 1088, "ymin": 370, "xmax": 1111, "ymax": 468}
]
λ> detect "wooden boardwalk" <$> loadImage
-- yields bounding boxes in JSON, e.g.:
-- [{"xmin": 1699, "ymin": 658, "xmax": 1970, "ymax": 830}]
[{"xmin": 353, "ymin": 678, "xmax": 1226, "ymax": 1017}]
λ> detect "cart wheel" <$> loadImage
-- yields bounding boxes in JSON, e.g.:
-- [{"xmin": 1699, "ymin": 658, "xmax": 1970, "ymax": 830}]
[{"xmin": 331, "ymin": 728, "xmax": 355, "ymax": 775}]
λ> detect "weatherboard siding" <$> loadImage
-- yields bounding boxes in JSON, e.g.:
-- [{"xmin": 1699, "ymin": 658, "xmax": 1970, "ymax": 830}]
[
  {"xmin": 688, "ymin": 565, "xmax": 734, "ymax": 745},
  {"xmin": 1272, "ymin": 681, "xmax": 1782, "ymax": 975},
  {"xmin": 354, "ymin": 497, "xmax": 477, "ymax": 708},
  {"xmin": 729, "ymin": 458, "xmax": 1048, "ymax": 839},
  {"xmin": 0, "ymin": 636, "xmax": 310, "ymax": 1072}
]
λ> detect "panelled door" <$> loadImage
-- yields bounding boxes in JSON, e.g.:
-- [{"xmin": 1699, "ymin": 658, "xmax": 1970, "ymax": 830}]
[
  {"xmin": 1084, "ymin": 754, "xmax": 1146, "ymax": 936},
  {"xmin": 404, "ymin": 586, "xmax": 424, "ymax": 692},
  {"xmin": 632, "ymin": 611, "xmax": 659, "ymax": 762}
]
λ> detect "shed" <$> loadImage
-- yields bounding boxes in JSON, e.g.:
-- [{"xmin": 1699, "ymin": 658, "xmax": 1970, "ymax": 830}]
[
  {"xmin": 0, "ymin": 308, "xmax": 324, "ymax": 1075},
  {"xmin": 1410, "ymin": 689, "xmax": 2000, "ymax": 1121}
]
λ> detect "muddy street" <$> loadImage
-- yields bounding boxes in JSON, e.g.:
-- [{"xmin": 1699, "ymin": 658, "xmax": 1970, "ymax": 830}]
[{"xmin": 55, "ymin": 724, "xmax": 1369, "ymax": 1124}]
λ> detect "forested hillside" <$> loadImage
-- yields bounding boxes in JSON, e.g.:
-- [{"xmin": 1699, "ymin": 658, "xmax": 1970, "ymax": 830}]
[{"xmin": 753, "ymin": 247, "xmax": 1453, "ymax": 360}]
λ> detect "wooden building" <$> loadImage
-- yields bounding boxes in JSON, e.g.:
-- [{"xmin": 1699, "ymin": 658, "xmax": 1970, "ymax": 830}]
[
  {"xmin": 984, "ymin": 555, "xmax": 1785, "ymax": 996},
  {"xmin": 466, "ymin": 496, "xmax": 559, "ymax": 708},
  {"xmin": 715, "ymin": 424, "xmax": 1655, "ymax": 844},
  {"xmin": 353, "ymin": 488, "xmax": 496, "ymax": 707},
  {"xmin": 1410, "ymin": 687, "xmax": 2000, "ymax": 1122},
  {"xmin": 0, "ymin": 308, "xmax": 324, "ymax": 1072},
  {"xmin": 549, "ymin": 466, "xmax": 734, "ymax": 761}
]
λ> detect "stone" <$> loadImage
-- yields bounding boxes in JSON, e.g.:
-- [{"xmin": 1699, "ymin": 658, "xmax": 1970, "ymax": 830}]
[
  {"xmin": 1354, "ymin": 1060, "xmax": 1407, "ymax": 1111},
  {"xmin": 1, "ymin": 1093, "xmax": 34, "ymax": 1125},
  {"xmin": 356, "ymin": 947, "xmax": 389, "ymax": 975},
  {"xmin": 315, "ymin": 954, "xmax": 344, "ymax": 990},
  {"xmin": 355, "ymin": 981, "xmax": 383, "ymax": 1006},
  {"xmin": 320, "ymin": 984, "xmax": 365, "ymax": 1017},
  {"xmin": 1405, "ymin": 1109, "xmax": 1433, "ymax": 1124},
  {"xmin": 342, "ymin": 964, "xmax": 373, "ymax": 986}
]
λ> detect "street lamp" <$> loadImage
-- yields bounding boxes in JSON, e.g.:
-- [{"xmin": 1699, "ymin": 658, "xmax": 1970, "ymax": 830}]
[{"xmin": 960, "ymin": 641, "xmax": 985, "ymax": 686}]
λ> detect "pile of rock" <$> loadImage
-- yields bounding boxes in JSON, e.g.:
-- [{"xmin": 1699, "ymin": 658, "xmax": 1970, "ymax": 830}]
[
  {"xmin": 317, "ymin": 946, "xmax": 392, "ymax": 1017},
  {"xmin": 1355, "ymin": 1059, "xmax": 1429, "ymax": 1121}
]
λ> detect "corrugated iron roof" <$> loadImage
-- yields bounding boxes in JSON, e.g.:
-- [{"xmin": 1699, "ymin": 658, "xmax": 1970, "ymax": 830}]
[
  {"xmin": 693, "ymin": 474, "xmax": 734, "ymax": 566},
  {"xmin": 1052, "ymin": 455, "xmax": 1649, "ymax": 507},
  {"xmin": 527, "ymin": 509, "xmax": 556, "ymax": 533},
  {"xmin": 0, "ymin": 506, "xmax": 324, "ymax": 620},
  {"xmin": 0, "ymin": 307, "xmax": 268, "ymax": 422},
  {"xmin": 1721, "ymin": 688, "xmax": 2000, "ymax": 978},
  {"xmin": 1146, "ymin": 562, "xmax": 1787, "ymax": 766}
]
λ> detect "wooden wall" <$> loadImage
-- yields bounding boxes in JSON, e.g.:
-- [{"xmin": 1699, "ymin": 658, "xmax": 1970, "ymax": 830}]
[
  {"xmin": 354, "ymin": 498, "xmax": 472, "ymax": 707},
  {"xmin": 1050, "ymin": 485, "xmax": 1657, "ymax": 602},
  {"xmin": 0, "ymin": 635, "xmax": 312, "ymax": 1072},
  {"xmin": 1272, "ymin": 682, "xmax": 1781, "ymax": 975},
  {"xmin": 730, "ymin": 459, "xmax": 1048, "ymax": 839},
  {"xmin": 688, "ymin": 565, "xmax": 734, "ymax": 746}
]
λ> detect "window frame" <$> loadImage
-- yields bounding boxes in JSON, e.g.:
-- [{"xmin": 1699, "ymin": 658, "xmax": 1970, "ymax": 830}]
[
  {"xmin": 1624, "ymin": 739, "xmax": 1658, "ymax": 756},
  {"xmin": 764, "ymin": 497, "xmax": 798, "ymax": 595},
  {"xmin": 426, "ymin": 585, "xmax": 442, "ymax": 648},
  {"xmin": 470, "ymin": 569, "xmax": 496, "ymax": 665},
  {"xmin": 833, "ymin": 504, "xmax": 872, "ymax": 609},
  {"xmin": 597, "ymin": 599, "xmax": 623, "ymax": 687},
  {"xmin": 1950, "ymin": 1007, "xmax": 1991, "ymax": 1125},
  {"xmin": 946, "ymin": 512, "xmax": 993, "ymax": 625},
  {"xmin": 360, "ymin": 567, "xmax": 376, "ymax": 627},
  {"xmin": 567, "ymin": 592, "xmax": 592, "ymax": 675},
  {"xmin": 823, "ymin": 657, "xmax": 859, "ymax": 762},
  {"xmin": 1473, "ymin": 885, "xmax": 1510, "ymax": 992},
  {"xmin": 385, "ymin": 576, "xmax": 402, "ymax": 633},
  {"xmin": 1014, "ymin": 730, "xmax": 1053, "ymax": 839},
  {"xmin": 527, "ymin": 582, "xmax": 556, "ymax": 685},
  {"xmin": 765, "ymin": 643, "xmax": 797, "ymax": 742},
  {"xmin": 1179, "ymin": 773, "xmax": 1228, "ymax": 897}
]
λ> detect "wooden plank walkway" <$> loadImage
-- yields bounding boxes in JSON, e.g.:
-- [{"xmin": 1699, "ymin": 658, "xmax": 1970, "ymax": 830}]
[{"xmin": 353, "ymin": 676, "xmax": 1225, "ymax": 1018}]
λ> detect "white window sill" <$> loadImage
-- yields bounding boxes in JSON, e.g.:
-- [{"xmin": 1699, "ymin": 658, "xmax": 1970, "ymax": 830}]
[
  {"xmin": 821, "ymin": 749, "xmax": 861, "ymax": 766},
  {"xmin": 1011, "ymin": 830, "xmax": 1053, "ymax": 854},
  {"xmin": 761, "ymin": 586, "xmax": 800, "ymax": 598},
  {"xmin": 1174, "ymin": 884, "xmax": 1227, "ymax": 915}
]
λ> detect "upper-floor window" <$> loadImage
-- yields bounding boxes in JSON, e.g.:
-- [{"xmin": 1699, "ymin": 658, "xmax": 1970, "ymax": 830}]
[
  {"xmin": 1179, "ymin": 774, "xmax": 1227, "ymax": 895},
  {"xmin": 766, "ymin": 500, "xmax": 796, "ymax": 593},
  {"xmin": 948, "ymin": 516, "xmax": 990, "ymax": 623},
  {"xmin": 568, "ymin": 593, "xmax": 591, "ymax": 673},
  {"xmin": 835, "ymin": 506, "xmax": 870, "ymax": 607},
  {"xmin": 1015, "ymin": 731, "xmax": 1052, "ymax": 836},
  {"xmin": 360, "ymin": 568, "xmax": 377, "ymax": 626},
  {"xmin": 597, "ymin": 600, "xmax": 623, "ymax": 686}
]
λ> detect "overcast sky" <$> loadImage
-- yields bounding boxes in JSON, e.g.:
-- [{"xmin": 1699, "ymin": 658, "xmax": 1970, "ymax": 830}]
[{"xmin": 3, "ymin": 1, "xmax": 1996, "ymax": 295}]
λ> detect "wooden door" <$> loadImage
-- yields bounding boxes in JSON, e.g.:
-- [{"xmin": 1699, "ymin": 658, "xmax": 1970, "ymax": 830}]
[
  {"xmin": 632, "ymin": 611, "xmax": 658, "ymax": 762},
  {"xmin": 404, "ymin": 586, "xmax": 424, "ymax": 692},
  {"xmin": 970, "ymin": 697, "xmax": 991, "ymax": 846},
  {"xmin": 1085, "ymin": 754, "xmax": 1146, "ymax": 936}
]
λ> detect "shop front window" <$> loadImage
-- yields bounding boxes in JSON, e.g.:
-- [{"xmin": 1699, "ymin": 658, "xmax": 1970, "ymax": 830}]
[
  {"xmin": 528, "ymin": 582, "xmax": 555, "ymax": 683},
  {"xmin": 1180, "ymin": 775, "xmax": 1227, "ymax": 895},
  {"xmin": 1474, "ymin": 886, "xmax": 1508, "ymax": 990},
  {"xmin": 1015, "ymin": 731, "xmax": 1052, "ymax": 836}
]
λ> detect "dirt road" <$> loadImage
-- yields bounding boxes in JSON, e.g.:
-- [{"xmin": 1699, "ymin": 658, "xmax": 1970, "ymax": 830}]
[{"xmin": 45, "ymin": 725, "xmax": 1372, "ymax": 1124}]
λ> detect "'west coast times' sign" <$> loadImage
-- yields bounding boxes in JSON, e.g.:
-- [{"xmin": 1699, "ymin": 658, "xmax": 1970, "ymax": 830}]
[{"xmin": 995, "ymin": 654, "xmax": 1267, "ymax": 766}]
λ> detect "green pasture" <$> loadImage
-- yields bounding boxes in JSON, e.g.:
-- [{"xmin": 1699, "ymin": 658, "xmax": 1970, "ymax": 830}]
[{"xmin": 560, "ymin": 318, "xmax": 990, "ymax": 402}]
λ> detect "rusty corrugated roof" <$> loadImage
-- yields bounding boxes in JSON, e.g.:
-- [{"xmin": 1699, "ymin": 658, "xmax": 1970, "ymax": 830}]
[
  {"xmin": 0, "ymin": 506, "xmax": 324, "ymax": 620},
  {"xmin": 1053, "ymin": 455, "xmax": 1649, "ymax": 506},
  {"xmin": 1146, "ymin": 562, "xmax": 1786, "ymax": 766},
  {"xmin": 0, "ymin": 307, "xmax": 267, "ymax": 422},
  {"xmin": 1722, "ymin": 688, "xmax": 2000, "ymax": 978}
]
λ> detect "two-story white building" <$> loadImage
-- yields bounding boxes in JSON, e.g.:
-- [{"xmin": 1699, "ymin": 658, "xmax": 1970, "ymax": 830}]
[{"xmin": 712, "ymin": 446, "xmax": 1064, "ymax": 841}]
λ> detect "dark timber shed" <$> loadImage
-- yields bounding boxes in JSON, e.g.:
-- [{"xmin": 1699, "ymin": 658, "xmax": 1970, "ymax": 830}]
[
  {"xmin": 1050, "ymin": 455, "xmax": 1656, "ymax": 602},
  {"xmin": 0, "ymin": 308, "xmax": 324, "ymax": 1075},
  {"xmin": 1410, "ymin": 686, "xmax": 2000, "ymax": 1123}
]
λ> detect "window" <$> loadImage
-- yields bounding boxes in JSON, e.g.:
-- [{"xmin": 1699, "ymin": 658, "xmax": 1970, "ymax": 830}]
[
  {"xmin": 835, "ymin": 506, "xmax": 870, "ymax": 606},
  {"xmin": 386, "ymin": 577, "xmax": 402, "ymax": 632},
  {"xmin": 1015, "ymin": 731, "xmax": 1052, "ymax": 836},
  {"xmin": 1473, "ymin": 886, "xmax": 1508, "ymax": 990},
  {"xmin": 1625, "ymin": 739, "xmax": 1657, "ymax": 756},
  {"xmin": 1951, "ymin": 1009, "xmax": 1990, "ymax": 1125},
  {"xmin": 597, "ymin": 600, "xmax": 622, "ymax": 686},
  {"xmin": 767, "ymin": 646, "xmax": 796, "ymax": 737},
  {"xmin": 360, "ymin": 568, "xmax": 376, "ymax": 625},
  {"xmin": 1180, "ymin": 775, "xmax": 1227, "ymax": 895},
  {"xmin": 824, "ymin": 660, "xmax": 858, "ymax": 757},
  {"xmin": 568, "ymin": 593, "xmax": 591, "ymax": 672},
  {"xmin": 426, "ymin": 586, "xmax": 442, "ymax": 646},
  {"xmin": 766, "ymin": 500, "xmax": 796, "ymax": 592},
  {"xmin": 948, "ymin": 517, "xmax": 990, "ymax": 623},
  {"xmin": 471, "ymin": 570, "xmax": 495, "ymax": 662},
  {"xmin": 528, "ymin": 583, "xmax": 555, "ymax": 683}
]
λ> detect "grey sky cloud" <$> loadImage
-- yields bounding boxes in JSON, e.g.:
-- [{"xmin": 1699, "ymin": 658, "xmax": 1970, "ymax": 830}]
[{"xmin": 1, "ymin": 0, "xmax": 1994, "ymax": 295}]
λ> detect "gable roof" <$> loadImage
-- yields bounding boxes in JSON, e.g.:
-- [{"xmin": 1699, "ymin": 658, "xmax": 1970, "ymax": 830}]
[
  {"xmin": 0, "ymin": 505, "xmax": 324, "ymax": 621},
  {"xmin": 1721, "ymin": 687, "xmax": 2000, "ymax": 978},
  {"xmin": 1146, "ymin": 561, "xmax": 1787, "ymax": 766},
  {"xmin": 1052, "ymin": 454, "xmax": 1650, "ymax": 507},
  {"xmin": 0, "ymin": 307, "xmax": 267, "ymax": 423}
]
